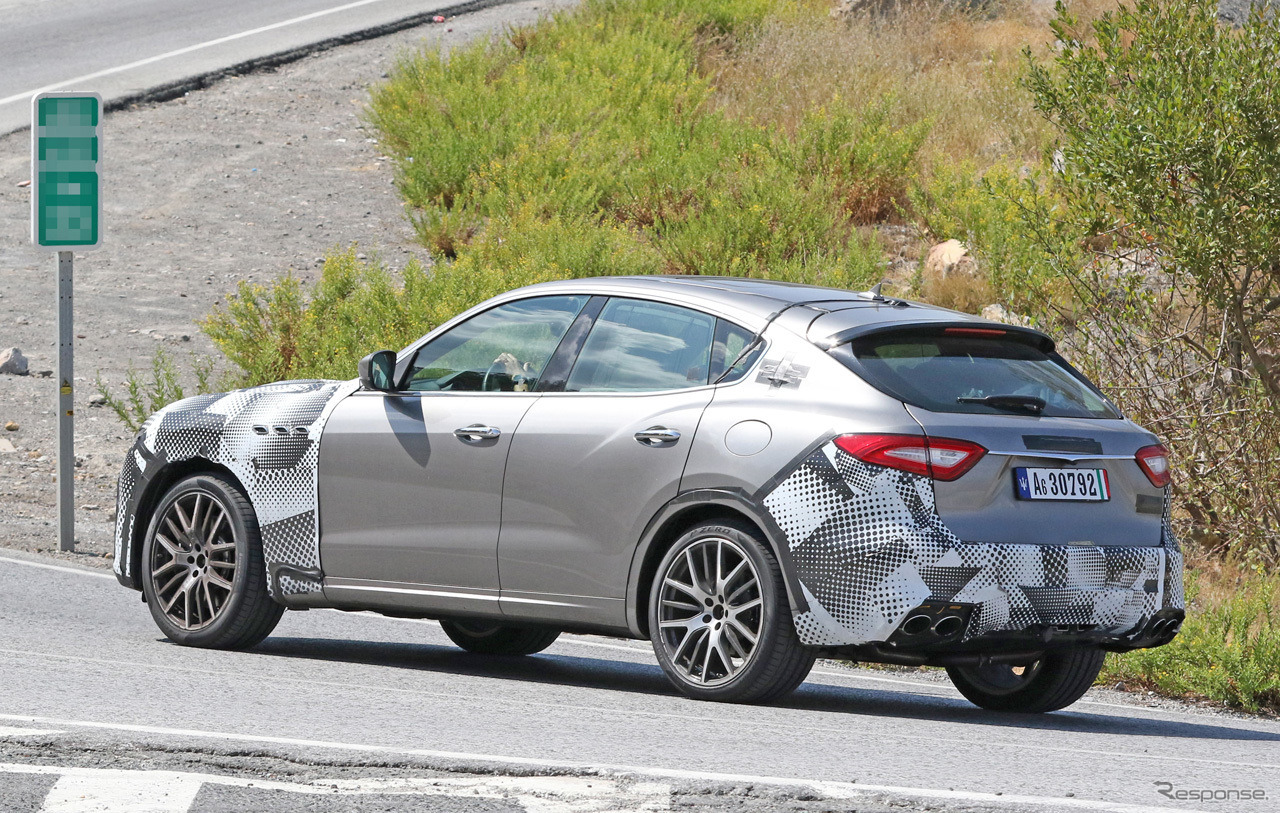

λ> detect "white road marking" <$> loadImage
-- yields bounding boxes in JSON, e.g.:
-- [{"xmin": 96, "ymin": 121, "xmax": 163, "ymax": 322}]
[
  {"xmin": 41, "ymin": 771, "xmax": 202, "ymax": 813},
  {"xmin": 0, "ymin": 556, "xmax": 114, "ymax": 580},
  {"xmin": 0, "ymin": 725, "xmax": 63, "ymax": 737},
  {"xmin": 0, "ymin": 764, "xmax": 672, "ymax": 813},
  {"xmin": 0, "ymin": 745, "xmax": 1202, "ymax": 813},
  {"xmin": 0, "ymin": 0, "xmax": 422, "ymax": 108}
]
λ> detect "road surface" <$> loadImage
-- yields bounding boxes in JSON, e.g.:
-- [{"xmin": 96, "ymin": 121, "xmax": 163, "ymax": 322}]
[
  {"xmin": 0, "ymin": 551, "xmax": 1277, "ymax": 812},
  {"xmin": 0, "ymin": 0, "xmax": 513, "ymax": 135}
]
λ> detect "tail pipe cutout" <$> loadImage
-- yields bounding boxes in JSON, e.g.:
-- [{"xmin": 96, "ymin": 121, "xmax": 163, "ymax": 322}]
[{"xmin": 886, "ymin": 601, "xmax": 976, "ymax": 648}]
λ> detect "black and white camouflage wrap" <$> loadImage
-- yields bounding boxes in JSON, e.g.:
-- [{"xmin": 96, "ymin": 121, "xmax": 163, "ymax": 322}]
[
  {"xmin": 762, "ymin": 441, "xmax": 1183, "ymax": 647},
  {"xmin": 113, "ymin": 379, "xmax": 359, "ymax": 600}
]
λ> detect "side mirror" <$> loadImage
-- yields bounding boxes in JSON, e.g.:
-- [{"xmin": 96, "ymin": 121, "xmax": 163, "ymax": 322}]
[{"xmin": 358, "ymin": 350, "xmax": 397, "ymax": 391}]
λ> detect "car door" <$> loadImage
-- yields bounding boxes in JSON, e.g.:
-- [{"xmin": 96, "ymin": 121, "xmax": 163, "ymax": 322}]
[
  {"xmin": 498, "ymin": 297, "xmax": 722, "ymax": 626},
  {"xmin": 317, "ymin": 294, "xmax": 590, "ymax": 614}
]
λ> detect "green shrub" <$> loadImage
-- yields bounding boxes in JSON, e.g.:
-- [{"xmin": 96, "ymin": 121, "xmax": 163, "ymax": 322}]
[
  {"xmin": 95, "ymin": 349, "xmax": 216, "ymax": 432},
  {"xmin": 909, "ymin": 162, "xmax": 1065, "ymax": 310},
  {"xmin": 1102, "ymin": 565, "xmax": 1280, "ymax": 712}
]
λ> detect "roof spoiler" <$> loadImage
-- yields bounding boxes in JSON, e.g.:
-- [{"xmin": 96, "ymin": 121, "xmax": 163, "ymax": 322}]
[{"xmin": 814, "ymin": 320, "xmax": 1056, "ymax": 353}]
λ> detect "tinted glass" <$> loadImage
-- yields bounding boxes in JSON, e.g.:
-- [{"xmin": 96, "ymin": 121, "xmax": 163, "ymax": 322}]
[
  {"xmin": 565, "ymin": 298, "xmax": 716, "ymax": 392},
  {"xmin": 709, "ymin": 319, "xmax": 760, "ymax": 384},
  {"xmin": 406, "ymin": 296, "xmax": 588, "ymax": 392},
  {"xmin": 850, "ymin": 333, "xmax": 1120, "ymax": 419}
]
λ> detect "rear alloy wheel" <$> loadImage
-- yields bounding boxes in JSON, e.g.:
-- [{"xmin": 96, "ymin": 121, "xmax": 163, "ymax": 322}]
[
  {"xmin": 650, "ymin": 520, "xmax": 815, "ymax": 703},
  {"xmin": 439, "ymin": 619, "xmax": 560, "ymax": 655},
  {"xmin": 141, "ymin": 473, "xmax": 283, "ymax": 649},
  {"xmin": 946, "ymin": 647, "xmax": 1106, "ymax": 713}
]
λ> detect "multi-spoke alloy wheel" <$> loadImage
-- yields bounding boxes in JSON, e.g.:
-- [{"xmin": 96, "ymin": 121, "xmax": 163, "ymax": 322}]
[
  {"xmin": 657, "ymin": 536, "xmax": 763, "ymax": 686},
  {"xmin": 141, "ymin": 474, "xmax": 283, "ymax": 649},
  {"xmin": 149, "ymin": 491, "xmax": 237, "ymax": 630},
  {"xmin": 650, "ymin": 520, "xmax": 815, "ymax": 703}
]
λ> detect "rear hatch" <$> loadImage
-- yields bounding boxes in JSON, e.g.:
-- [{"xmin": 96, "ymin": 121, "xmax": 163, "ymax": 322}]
[{"xmin": 830, "ymin": 324, "xmax": 1166, "ymax": 547}]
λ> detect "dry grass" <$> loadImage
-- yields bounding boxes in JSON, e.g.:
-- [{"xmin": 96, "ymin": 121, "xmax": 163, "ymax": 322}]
[{"xmin": 709, "ymin": 0, "xmax": 1123, "ymax": 172}]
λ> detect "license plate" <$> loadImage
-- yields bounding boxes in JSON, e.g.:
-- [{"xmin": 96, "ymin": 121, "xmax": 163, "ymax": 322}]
[{"xmin": 1014, "ymin": 467, "xmax": 1110, "ymax": 502}]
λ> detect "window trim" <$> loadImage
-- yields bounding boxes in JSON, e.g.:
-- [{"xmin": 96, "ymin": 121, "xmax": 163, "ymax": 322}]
[
  {"xmin": 396, "ymin": 294, "xmax": 592, "ymax": 393},
  {"xmin": 552, "ymin": 296, "xmax": 750, "ymax": 396}
]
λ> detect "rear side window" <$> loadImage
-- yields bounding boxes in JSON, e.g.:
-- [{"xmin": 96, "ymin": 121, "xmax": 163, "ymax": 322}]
[
  {"xmin": 566, "ymin": 298, "xmax": 716, "ymax": 392},
  {"xmin": 845, "ymin": 332, "xmax": 1120, "ymax": 419}
]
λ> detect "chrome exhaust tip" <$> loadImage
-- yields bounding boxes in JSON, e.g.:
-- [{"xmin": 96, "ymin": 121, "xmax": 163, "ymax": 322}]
[
  {"xmin": 932, "ymin": 615, "xmax": 965, "ymax": 639},
  {"xmin": 901, "ymin": 614, "xmax": 933, "ymax": 636}
]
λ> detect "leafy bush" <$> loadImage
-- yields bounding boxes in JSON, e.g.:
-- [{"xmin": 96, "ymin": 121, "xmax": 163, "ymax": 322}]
[
  {"xmin": 95, "ymin": 349, "xmax": 216, "ymax": 432},
  {"xmin": 1015, "ymin": 0, "xmax": 1280, "ymax": 563},
  {"xmin": 1102, "ymin": 563, "xmax": 1280, "ymax": 712}
]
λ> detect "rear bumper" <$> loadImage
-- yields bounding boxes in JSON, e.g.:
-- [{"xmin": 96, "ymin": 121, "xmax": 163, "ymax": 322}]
[{"xmin": 759, "ymin": 439, "xmax": 1185, "ymax": 649}]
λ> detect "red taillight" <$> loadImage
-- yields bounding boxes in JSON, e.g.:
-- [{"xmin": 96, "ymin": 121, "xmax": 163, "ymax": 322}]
[
  {"xmin": 833, "ymin": 434, "xmax": 987, "ymax": 481},
  {"xmin": 1135, "ymin": 444, "xmax": 1172, "ymax": 488}
]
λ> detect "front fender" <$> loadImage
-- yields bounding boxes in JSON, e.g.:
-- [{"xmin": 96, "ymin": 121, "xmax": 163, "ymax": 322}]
[{"xmin": 113, "ymin": 379, "xmax": 360, "ymax": 602}]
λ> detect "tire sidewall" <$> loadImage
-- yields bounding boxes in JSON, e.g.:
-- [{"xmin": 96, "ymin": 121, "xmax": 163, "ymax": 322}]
[
  {"xmin": 648, "ymin": 521, "xmax": 793, "ymax": 701},
  {"xmin": 140, "ymin": 474, "xmax": 260, "ymax": 647}
]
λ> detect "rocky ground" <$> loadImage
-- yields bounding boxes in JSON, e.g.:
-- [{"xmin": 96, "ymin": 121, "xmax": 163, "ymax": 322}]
[{"xmin": 0, "ymin": 0, "xmax": 576, "ymax": 566}]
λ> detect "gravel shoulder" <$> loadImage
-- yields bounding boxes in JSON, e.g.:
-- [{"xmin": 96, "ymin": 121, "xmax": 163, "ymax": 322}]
[{"xmin": 0, "ymin": 0, "xmax": 576, "ymax": 566}]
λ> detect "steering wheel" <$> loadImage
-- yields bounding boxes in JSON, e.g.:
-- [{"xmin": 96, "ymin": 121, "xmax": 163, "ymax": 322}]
[{"xmin": 481, "ymin": 361, "xmax": 506, "ymax": 392}]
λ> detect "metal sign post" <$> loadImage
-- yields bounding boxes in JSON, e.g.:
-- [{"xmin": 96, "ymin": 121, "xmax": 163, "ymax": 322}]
[{"xmin": 31, "ymin": 91, "xmax": 102, "ymax": 553}]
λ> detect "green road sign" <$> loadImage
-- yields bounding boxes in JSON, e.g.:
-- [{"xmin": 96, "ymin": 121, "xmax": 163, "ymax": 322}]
[{"xmin": 31, "ymin": 92, "xmax": 102, "ymax": 249}]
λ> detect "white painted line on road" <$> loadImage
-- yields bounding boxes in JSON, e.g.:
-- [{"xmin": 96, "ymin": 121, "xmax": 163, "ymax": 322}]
[
  {"xmin": 1, "ymin": 763, "xmax": 673, "ymax": 812},
  {"xmin": 0, "ymin": 555, "xmax": 114, "ymax": 580},
  {"xmin": 0, "ymin": 725, "xmax": 63, "ymax": 737},
  {"xmin": 0, "ymin": 734, "xmax": 1205, "ymax": 813},
  {"xmin": 41, "ymin": 771, "xmax": 202, "ymax": 813},
  {"xmin": 0, "ymin": 0, "xmax": 415, "ymax": 108}
]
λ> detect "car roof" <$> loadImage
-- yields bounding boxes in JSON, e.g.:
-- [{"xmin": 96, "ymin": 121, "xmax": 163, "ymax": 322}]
[{"xmin": 507, "ymin": 276, "xmax": 1033, "ymax": 346}]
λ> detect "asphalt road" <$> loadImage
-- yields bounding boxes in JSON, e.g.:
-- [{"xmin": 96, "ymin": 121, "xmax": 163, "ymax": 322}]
[
  {"xmin": 1, "ymin": 552, "xmax": 1277, "ymax": 813},
  {"xmin": 0, "ymin": 0, "xmax": 513, "ymax": 135}
]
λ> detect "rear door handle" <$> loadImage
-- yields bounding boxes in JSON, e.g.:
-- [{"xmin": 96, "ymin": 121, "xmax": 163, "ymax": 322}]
[
  {"xmin": 635, "ymin": 426, "xmax": 681, "ymax": 446},
  {"xmin": 454, "ymin": 424, "xmax": 501, "ymax": 442}
]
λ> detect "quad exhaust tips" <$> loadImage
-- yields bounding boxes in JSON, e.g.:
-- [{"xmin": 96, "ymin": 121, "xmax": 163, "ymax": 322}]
[{"xmin": 887, "ymin": 601, "xmax": 976, "ymax": 648}]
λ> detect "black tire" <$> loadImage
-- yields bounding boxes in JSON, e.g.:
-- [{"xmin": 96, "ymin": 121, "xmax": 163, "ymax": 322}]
[
  {"xmin": 140, "ymin": 473, "xmax": 284, "ymax": 649},
  {"xmin": 649, "ymin": 519, "xmax": 815, "ymax": 703},
  {"xmin": 946, "ymin": 647, "xmax": 1105, "ymax": 713},
  {"xmin": 439, "ymin": 619, "xmax": 560, "ymax": 655}
]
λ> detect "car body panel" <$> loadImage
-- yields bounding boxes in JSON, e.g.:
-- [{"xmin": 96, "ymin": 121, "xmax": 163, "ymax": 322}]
[
  {"xmin": 113, "ymin": 379, "xmax": 359, "ymax": 601},
  {"xmin": 316, "ymin": 389, "xmax": 538, "ymax": 597},
  {"xmin": 758, "ymin": 438, "xmax": 1182, "ymax": 647},
  {"xmin": 905, "ymin": 408, "xmax": 1165, "ymax": 547},
  {"xmin": 497, "ymin": 389, "xmax": 713, "ymax": 626}
]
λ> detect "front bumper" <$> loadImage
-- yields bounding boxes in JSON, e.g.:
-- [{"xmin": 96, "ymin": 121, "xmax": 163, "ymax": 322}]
[{"xmin": 760, "ymin": 440, "xmax": 1185, "ymax": 650}]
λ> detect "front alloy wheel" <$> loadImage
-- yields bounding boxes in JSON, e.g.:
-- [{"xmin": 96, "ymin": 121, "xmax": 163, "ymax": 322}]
[
  {"xmin": 141, "ymin": 473, "xmax": 283, "ymax": 649},
  {"xmin": 650, "ymin": 520, "xmax": 814, "ymax": 703}
]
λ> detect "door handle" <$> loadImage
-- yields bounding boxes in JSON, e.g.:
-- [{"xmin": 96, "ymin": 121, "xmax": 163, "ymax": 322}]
[
  {"xmin": 635, "ymin": 426, "xmax": 681, "ymax": 446},
  {"xmin": 454, "ymin": 424, "xmax": 501, "ymax": 442}
]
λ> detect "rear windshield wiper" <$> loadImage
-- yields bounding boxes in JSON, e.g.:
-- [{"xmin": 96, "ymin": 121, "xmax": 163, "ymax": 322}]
[{"xmin": 956, "ymin": 394, "xmax": 1047, "ymax": 414}]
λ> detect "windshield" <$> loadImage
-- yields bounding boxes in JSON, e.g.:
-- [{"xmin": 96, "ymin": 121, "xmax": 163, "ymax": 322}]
[{"xmin": 844, "ymin": 332, "xmax": 1121, "ymax": 419}]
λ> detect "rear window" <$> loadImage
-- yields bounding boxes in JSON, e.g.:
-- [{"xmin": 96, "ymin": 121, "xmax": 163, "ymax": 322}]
[{"xmin": 844, "ymin": 332, "xmax": 1120, "ymax": 419}]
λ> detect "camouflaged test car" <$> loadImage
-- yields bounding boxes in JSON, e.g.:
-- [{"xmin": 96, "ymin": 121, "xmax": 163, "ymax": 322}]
[{"xmin": 114, "ymin": 277, "xmax": 1184, "ymax": 712}]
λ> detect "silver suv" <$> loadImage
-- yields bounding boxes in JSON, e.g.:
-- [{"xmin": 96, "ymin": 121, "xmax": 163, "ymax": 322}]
[{"xmin": 114, "ymin": 277, "xmax": 1184, "ymax": 713}]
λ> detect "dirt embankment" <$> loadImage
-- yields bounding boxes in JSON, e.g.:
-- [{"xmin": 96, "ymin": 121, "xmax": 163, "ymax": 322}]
[{"xmin": 0, "ymin": 0, "xmax": 574, "ymax": 565}]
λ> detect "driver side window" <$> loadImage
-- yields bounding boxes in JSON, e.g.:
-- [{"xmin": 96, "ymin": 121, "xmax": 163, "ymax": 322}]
[{"xmin": 406, "ymin": 296, "xmax": 588, "ymax": 392}]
